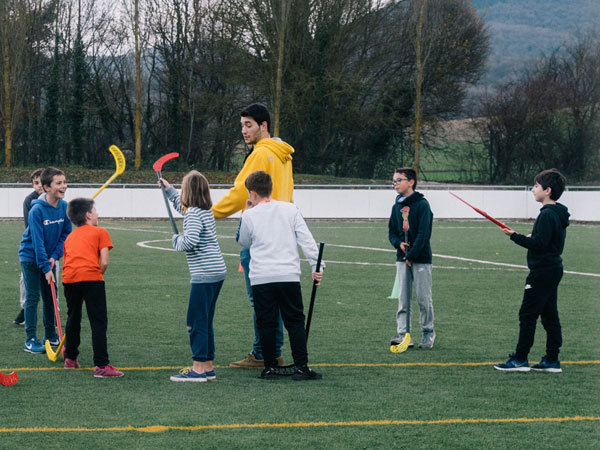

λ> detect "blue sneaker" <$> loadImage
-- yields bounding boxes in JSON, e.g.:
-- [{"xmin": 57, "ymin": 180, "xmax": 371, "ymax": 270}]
[
  {"xmin": 531, "ymin": 356, "xmax": 562, "ymax": 373},
  {"xmin": 204, "ymin": 370, "xmax": 217, "ymax": 380},
  {"xmin": 494, "ymin": 353, "xmax": 530, "ymax": 372},
  {"xmin": 170, "ymin": 368, "xmax": 207, "ymax": 382},
  {"xmin": 24, "ymin": 338, "xmax": 45, "ymax": 354},
  {"xmin": 43, "ymin": 335, "xmax": 60, "ymax": 346}
]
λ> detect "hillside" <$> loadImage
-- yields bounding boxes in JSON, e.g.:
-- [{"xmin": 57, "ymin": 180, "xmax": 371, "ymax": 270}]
[{"xmin": 471, "ymin": 0, "xmax": 600, "ymax": 87}]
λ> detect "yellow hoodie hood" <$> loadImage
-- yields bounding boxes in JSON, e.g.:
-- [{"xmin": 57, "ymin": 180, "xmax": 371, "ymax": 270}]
[
  {"xmin": 211, "ymin": 137, "xmax": 295, "ymax": 219},
  {"xmin": 257, "ymin": 138, "xmax": 294, "ymax": 163}
]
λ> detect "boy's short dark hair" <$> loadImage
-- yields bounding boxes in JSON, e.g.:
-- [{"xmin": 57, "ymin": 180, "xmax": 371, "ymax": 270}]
[
  {"xmin": 245, "ymin": 171, "xmax": 273, "ymax": 198},
  {"xmin": 241, "ymin": 104, "xmax": 271, "ymax": 133},
  {"xmin": 67, "ymin": 198, "xmax": 95, "ymax": 227},
  {"xmin": 30, "ymin": 168, "xmax": 43, "ymax": 180},
  {"xmin": 41, "ymin": 167, "xmax": 65, "ymax": 188},
  {"xmin": 395, "ymin": 167, "xmax": 418, "ymax": 190},
  {"xmin": 535, "ymin": 168, "xmax": 566, "ymax": 200}
]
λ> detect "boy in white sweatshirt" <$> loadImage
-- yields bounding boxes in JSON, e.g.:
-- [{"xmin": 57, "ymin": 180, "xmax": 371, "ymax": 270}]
[{"xmin": 236, "ymin": 171, "xmax": 323, "ymax": 380}]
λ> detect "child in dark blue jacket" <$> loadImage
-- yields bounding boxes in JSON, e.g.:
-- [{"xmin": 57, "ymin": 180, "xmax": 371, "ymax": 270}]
[
  {"xmin": 19, "ymin": 168, "xmax": 72, "ymax": 354},
  {"xmin": 388, "ymin": 168, "xmax": 435, "ymax": 352},
  {"xmin": 494, "ymin": 169, "xmax": 569, "ymax": 373}
]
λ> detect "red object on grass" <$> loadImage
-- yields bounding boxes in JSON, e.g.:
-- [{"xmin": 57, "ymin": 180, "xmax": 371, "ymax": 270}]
[
  {"xmin": 449, "ymin": 191, "xmax": 509, "ymax": 229},
  {"xmin": 0, "ymin": 371, "xmax": 18, "ymax": 386}
]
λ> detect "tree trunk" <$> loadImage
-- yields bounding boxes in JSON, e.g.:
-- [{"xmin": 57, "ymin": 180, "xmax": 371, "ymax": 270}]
[
  {"xmin": 134, "ymin": 0, "xmax": 142, "ymax": 170},
  {"xmin": 3, "ymin": 47, "xmax": 12, "ymax": 168},
  {"xmin": 413, "ymin": 0, "xmax": 427, "ymax": 174},
  {"xmin": 273, "ymin": 0, "xmax": 289, "ymax": 137}
]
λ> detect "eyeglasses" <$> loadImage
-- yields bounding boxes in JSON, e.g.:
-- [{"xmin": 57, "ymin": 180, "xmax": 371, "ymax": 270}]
[{"xmin": 392, "ymin": 178, "xmax": 408, "ymax": 185}]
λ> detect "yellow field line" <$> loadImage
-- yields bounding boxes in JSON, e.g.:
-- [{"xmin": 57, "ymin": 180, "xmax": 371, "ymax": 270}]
[
  {"xmin": 3, "ymin": 360, "xmax": 599, "ymax": 372},
  {"xmin": 1, "ymin": 416, "xmax": 598, "ymax": 433}
]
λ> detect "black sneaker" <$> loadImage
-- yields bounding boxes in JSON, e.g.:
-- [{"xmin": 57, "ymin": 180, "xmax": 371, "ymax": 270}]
[
  {"xmin": 292, "ymin": 365, "xmax": 322, "ymax": 381},
  {"xmin": 531, "ymin": 356, "xmax": 562, "ymax": 373},
  {"xmin": 258, "ymin": 367, "xmax": 278, "ymax": 380},
  {"xmin": 13, "ymin": 309, "xmax": 25, "ymax": 326}
]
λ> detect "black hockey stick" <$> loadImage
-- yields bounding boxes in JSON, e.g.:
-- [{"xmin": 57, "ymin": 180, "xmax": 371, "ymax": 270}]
[{"xmin": 275, "ymin": 242, "xmax": 325, "ymax": 375}]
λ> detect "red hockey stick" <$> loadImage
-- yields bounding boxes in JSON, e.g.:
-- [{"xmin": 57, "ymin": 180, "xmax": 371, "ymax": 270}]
[
  {"xmin": 153, "ymin": 153, "xmax": 180, "ymax": 234},
  {"xmin": 45, "ymin": 281, "xmax": 65, "ymax": 360},
  {"xmin": 449, "ymin": 191, "xmax": 508, "ymax": 229}
]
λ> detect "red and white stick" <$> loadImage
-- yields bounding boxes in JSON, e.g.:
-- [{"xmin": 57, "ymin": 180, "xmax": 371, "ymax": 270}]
[
  {"xmin": 449, "ymin": 191, "xmax": 508, "ymax": 229},
  {"xmin": 50, "ymin": 282, "xmax": 65, "ymax": 359}
]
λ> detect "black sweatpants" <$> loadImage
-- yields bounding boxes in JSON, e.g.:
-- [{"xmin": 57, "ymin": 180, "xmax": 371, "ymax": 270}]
[
  {"xmin": 64, "ymin": 281, "xmax": 109, "ymax": 367},
  {"xmin": 515, "ymin": 266, "xmax": 563, "ymax": 361},
  {"xmin": 252, "ymin": 282, "xmax": 308, "ymax": 368}
]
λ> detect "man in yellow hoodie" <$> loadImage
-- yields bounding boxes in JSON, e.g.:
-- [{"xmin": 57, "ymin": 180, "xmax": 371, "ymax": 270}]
[{"xmin": 212, "ymin": 104, "xmax": 294, "ymax": 369}]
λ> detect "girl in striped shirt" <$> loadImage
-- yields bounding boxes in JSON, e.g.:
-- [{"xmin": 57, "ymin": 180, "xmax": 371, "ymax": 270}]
[{"xmin": 160, "ymin": 171, "xmax": 227, "ymax": 382}]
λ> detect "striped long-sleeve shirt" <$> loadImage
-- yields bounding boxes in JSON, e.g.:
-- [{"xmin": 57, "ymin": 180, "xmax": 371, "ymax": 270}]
[{"xmin": 166, "ymin": 187, "xmax": 226, "ymax": 284}]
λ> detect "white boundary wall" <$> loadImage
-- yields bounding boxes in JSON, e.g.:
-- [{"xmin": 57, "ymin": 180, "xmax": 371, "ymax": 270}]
[{"xmin": 0, "ymin": 187, "xmax": 598, "ymax": 221}]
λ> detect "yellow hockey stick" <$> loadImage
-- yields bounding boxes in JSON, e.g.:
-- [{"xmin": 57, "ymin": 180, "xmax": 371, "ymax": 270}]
[
  {"xmin": 92, "ymin": 145, "xmax": 126, "ymax": 199},
  {"xmin": 45, "ymin": 334, "xmax": 66, "ymax": 362}
]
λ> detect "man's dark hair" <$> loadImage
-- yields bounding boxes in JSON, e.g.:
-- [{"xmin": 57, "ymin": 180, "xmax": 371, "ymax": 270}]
[
  {"xmin": 535, "ymin": 168, "xmax": 566, "ymax": 200},
  {"xmin": 241, "ymin": 104, "xmax": 271, "ymax": 133},
  {"xmin": 245, "ymin": 170, "xmax": 273, "ymax": 198},
  {"xmin": 395, "ymin": 167, "xmax": 418, "ymax": 190},
  {"xmin": 67, "ymin": 198, "xmax": 95, "ymax": 227},
  {"xmin": 41, "ymin": 167, "xmax": 65, "ymax": 189},
  {"xmin": 30, "ymin": 168, "xmax": 43, "ymax": 180}
]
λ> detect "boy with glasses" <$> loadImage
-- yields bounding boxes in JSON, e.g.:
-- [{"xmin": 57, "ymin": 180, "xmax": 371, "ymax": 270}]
[{"xmin": 388, "ymin": 168, "xmax": 435, "ymax": 352}]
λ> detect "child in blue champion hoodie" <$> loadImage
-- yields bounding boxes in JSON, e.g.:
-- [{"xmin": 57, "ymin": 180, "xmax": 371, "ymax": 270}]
[{"xmin": 19, "ymin": 167, "xmax": 72, "ymax": 354}]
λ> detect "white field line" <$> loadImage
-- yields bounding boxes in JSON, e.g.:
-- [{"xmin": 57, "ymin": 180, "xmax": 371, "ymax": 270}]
[{"xmin": 135, "ymin": 239, "xmax": 598, "ymax": 277}]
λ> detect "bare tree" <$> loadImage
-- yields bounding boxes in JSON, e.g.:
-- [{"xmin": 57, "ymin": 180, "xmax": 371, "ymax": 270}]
[
  {"xmin": 0, "ymin": 1, "xmax": 42, "ymax": 167},
  {"xmin": 476, "ymin": 30, "xmax": 600, "ymax": 183}
]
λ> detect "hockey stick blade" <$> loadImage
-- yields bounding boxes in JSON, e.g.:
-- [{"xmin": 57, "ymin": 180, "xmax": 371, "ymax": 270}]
[
  {"xmin": 92, "ymin": 145, "xmax": 127, "ymax": 199},
  {"xmin": 153, "ymin": 153, "xmax": 179, "ymax": 172},
  {"xmin": 0, "ymin": 371, "xmax": 18, "ymax": 386}
]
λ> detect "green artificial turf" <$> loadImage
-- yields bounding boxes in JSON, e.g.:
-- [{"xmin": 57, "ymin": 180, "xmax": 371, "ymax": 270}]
[{"xmin": 1, "ymin": 219, "xmax": 599, "ymax": 449}]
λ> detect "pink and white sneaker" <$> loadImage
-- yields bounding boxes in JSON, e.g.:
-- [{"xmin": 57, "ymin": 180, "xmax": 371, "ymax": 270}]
[
  {"xmin": 64, "ymin": 358, "xmax": 80, "ymax": 369},
  {"xmin": 93, "ymin": 365, "xmax": 124, "ymax": 378}
]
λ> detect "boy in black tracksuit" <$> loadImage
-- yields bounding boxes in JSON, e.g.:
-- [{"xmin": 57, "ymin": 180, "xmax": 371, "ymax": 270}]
[
  {"xmin": 388, "ymin": 168, "xmax": 435, "ymax": 351},
  {"xmin": 494, "ymin": 168, "xmax": 570, "ymax": 373}
]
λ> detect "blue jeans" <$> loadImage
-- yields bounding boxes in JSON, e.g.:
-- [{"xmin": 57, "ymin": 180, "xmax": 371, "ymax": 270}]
[
  {"xmin": 21, "ymin": 262, "xmax": 57, "ymax": 341},
  {"xmin": 188, "ymin": 281, "xmax": 223, "ymax": 362},
  {"xmin": 240, "ymin": 248, "xmax": 283, "ymax": 359}
]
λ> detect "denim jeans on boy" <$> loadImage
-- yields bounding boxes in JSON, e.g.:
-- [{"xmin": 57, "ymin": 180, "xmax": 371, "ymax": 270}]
[
  {"xmin": 21, "ymin": 261, "xmax": 57, "ymax": 341},
  {"xmin": 188, "ymin": 280, "xmax": 224, "ymax": 362},
  {"xmin": 240, "ymin": 248, "xmax": 283, "ymax": 359}
]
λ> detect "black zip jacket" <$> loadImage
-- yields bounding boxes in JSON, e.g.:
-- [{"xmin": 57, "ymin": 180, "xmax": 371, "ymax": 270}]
[
  {"xmin": 388, "ymin": 191, "xmax": 433, "ymax": 264},
  {"xmin": 510, "ymin": 203, "xmax": 570, "ymax": 270}
]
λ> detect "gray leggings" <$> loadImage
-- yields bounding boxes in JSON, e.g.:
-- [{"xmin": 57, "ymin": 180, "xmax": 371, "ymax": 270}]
[{"xmin": 395, "ymin": 262, "xmax": 434, "ymax": 335}]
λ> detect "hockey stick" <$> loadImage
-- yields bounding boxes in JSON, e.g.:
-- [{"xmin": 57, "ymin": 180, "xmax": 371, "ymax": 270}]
[
  {"xmin": 0, "ymin": 371, "xmax": 18, "ymax": 386},
  {"xmin": 449, "ymin": 191, "xmax": 508, "ymax": 229},
  {"xmin": 391, "ymin": 207, "xmax": 411, "ymax": 354},
  {"xmin": 92, "ymin": 145, "xmax": 126, "ymax": 199},
  {"xmin": 45, "ymin": 281, "xmax": 64, "ymax": 361},
  {"xmin": 153, "ymin": 153, "xmax": 180, "ymax": 234},
  {"xmin": 275, "ymin": 242, "xmax": 325, "ymax": 376}
]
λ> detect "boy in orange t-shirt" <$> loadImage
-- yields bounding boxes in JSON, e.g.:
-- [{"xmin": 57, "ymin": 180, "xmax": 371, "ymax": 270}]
[{"xmin": 62, "ymin": 198, "xmax": 123, "ymax": 377}]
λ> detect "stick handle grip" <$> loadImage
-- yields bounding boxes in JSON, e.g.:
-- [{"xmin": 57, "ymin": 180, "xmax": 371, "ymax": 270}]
[{"xmin": 156, "ymin": 171, "xmax": 179, "ymax": 234}]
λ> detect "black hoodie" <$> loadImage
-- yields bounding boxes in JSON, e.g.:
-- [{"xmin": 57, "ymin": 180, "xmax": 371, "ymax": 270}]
[
  {"xmin": 510, "ymin": 203, "xmax": 570, "ymax": 270},
  {"xmin": 388, "ymin": 192, "xmax": 433, "ymax": 264}
]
